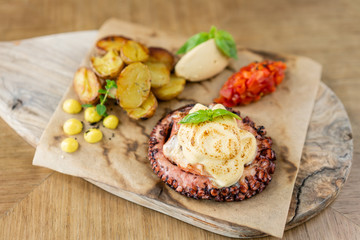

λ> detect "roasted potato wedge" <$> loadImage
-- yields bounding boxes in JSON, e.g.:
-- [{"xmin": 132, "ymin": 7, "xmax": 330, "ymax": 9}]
[
  {"xmin": 91, "ymin": 50, "xmax": 124, "ymax": 78},
  {"xmin": 144, "ymin": 61, "xmax": 170, "ymax": 88},
  {"xmin": 120, "ymin": 40, "xmax": 149, "ymax": 64},
  {"xmin": 148, "ymin": 47, "xmax": 175, "ymax": 70},
  {"xmin": 116, "ymin": 62, "xmax": 151, "ymax": 109},
  {"xmin": 153, "ymin": 75, "xmax": 186, "ymax": 101},
  {"xmin": 73, "ymin": 67, "xmax": 101, "ymax": 104},
  {"xmin": 96, "ymin": 35, "xmax": 130, "ymax": 54},
  {"xmin": 124, "ymin": 92, "xmax": 158, "ymax": 120}
]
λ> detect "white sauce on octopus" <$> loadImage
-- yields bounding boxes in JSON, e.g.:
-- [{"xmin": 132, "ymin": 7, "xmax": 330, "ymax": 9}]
[{"xmin": 163, "ymin": 103, "xmax": 257, "ymax": 188}]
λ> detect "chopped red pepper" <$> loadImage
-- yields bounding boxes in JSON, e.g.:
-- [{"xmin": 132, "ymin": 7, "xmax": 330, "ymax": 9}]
[{"xmin": 214, "ymin": 60, "xmax": 287, "ymax": 107}]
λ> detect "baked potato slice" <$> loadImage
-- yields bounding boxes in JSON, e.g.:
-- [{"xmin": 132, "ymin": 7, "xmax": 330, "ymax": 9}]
[
  {"xmin": 73, "ymin": 67, "xmax": 101, "ymax": 104},
  {"xmin": 153, "ymin": 75, "xmax": 186, "ymax": 101},
  {"xmin": 116, "ymin": 62, "xmax": 151, "ymax": 109},
  {"xmin": 148, "ymin": 47, "xmax": 175, "ymax": 71},
  {"xmin": 144, "ymin": 61, "xmax": 170, "ymax": 88},
  {"xmin": 91, "ymin": 50, "xmax": 124, "ymax": 78},
  {"xmin": 96, "ymin": 35, "xmax": 130, "ymax": 54},
  {"xmin": 120, "ymin": 40, "xmax": 149, "ymax": 64},
  {"xmin": 124, "ymin": 92, "xmax": 158, "ymax": 120}
]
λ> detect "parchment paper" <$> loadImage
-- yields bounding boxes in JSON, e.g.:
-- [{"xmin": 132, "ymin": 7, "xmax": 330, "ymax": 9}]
[{"xmin": 33, "ymin": 19, "xmax": 322, "ymax": 238}]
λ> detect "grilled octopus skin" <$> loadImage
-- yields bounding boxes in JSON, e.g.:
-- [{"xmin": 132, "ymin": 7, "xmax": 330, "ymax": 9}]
[{"xmin": 148, "ymin": 104, "xmax": 276, "ymax": 202}]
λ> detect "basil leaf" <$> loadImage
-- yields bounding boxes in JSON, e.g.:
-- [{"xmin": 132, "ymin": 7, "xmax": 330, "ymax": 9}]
[
  {"xmin": 209, "ymin": 26, "xmax": 217, "ymax": 39},
  {"xmin": 214, "ymin": 30, "xmax": 238, "ymax": 59},
  {"xmin": 176, "ymin": 32, "xmax": 210, "ymax": 54},
  {"xmin": 96, "ymin": 104, "xmax": 107, "ymax": 116},
  {"xmin": 212, "ymin": 109, "xmax": 241, "ymax": 120},
  {"xmin": 177, "ymin": 26, "xmax": 238, "ymax": 59},
  {"xmin": 179, "ymin": 110, "xmax": 212, "ymax": 124},
  {"xmin": 179, "ymin": 108, "xmax": 240, "ymax": 124}
]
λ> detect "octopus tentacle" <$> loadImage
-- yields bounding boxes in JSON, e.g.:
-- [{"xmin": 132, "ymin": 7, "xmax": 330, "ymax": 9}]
[{"xmin": 148, "ymin": 104, "xmax": 276, "ymax": 202}]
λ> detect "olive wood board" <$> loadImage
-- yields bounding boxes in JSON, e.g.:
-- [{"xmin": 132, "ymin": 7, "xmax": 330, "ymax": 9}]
[
  {"xmin": 35, "ymin": 19, "xmax": 323, "ymax": 238},
  {"xmin": 0, "ymin": 23, "xmax": 353, "ymax": 238}
]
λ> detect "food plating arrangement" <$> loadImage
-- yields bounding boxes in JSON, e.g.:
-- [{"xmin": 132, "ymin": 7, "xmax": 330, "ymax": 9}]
[
  {"xmin": 30, "ymin": 19, "xmax": 344, "ymax": 238},
  {"xmin": 59, "ymin": 26, "xmax": 286, "ymax": 202}
]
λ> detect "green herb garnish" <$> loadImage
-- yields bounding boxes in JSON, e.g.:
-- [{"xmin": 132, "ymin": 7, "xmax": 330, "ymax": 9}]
[
  {"xmin": 81, "ymin": 79, "xmax": 117, "ymax": 117},
  {"xmin": 176, "ymin": 26, "xmax": 238, "ymax": 59},
  {"xmin": 179, "ymin": 109, "xmax": 241, "ymax": 124}
]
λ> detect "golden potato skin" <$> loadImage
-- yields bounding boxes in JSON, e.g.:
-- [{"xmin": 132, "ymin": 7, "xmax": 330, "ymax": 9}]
[
  {"xmin": 120, "ymin": 40, "xmax": 149, "ymax": 64},
  {"xmin": 86, "ymin": 35, "xmax": 185, "ymax": 121},
  {"xmin": 96, "ymin": 35, "xmax": 130, "ymax": 54},
  {"xmin": 144, "ymin": 61, "xmax": 170, "ymax": 88},
  {"xmin": 152, "ymin": 75, "xmax": 186, "ymax": 101},
  {"xmin": 124, "ymin": 92, "xmax": 158, "ymax": 120},
  {"xmin": 148, "ymin": 47, "xmax": 175, "ymax": 70},
  {"xmin": 73, "ymin": 67, "xmax": 101, "ymax": 104},
  {"xmin": 116, "ymin": 62, "xmax": 151, "ymax": 109},
  {"xmin": 91, "ymin": 50, "xmax": 124, "ymax": 78}
]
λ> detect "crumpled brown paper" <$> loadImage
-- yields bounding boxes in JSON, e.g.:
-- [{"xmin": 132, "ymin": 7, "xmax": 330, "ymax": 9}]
[{"xmin": 33, "ymin": 19, "xmax": 322, "ymax": 238}]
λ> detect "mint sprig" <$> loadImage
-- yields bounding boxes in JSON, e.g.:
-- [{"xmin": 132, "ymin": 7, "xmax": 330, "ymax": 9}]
[
  {"xmin": 81, "ymin": 79, "xmax": 117, "ymax": 117},
  {"xmin": 179, "ymin": 109, "xmax": 241, "ymax": 124},
  {"xmin": 176, "ymin": 26, "xmax": 238, "ymax": 59}
]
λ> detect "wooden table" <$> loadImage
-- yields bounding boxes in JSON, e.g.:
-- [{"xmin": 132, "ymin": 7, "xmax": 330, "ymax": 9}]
[{"xmin": 0, "ymin": 1, "xmax": 359, "ymax": 239}]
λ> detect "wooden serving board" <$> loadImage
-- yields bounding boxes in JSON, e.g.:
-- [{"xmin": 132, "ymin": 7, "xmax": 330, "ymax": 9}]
[{"xmin": 0, "ymin": 27, "xmax": 353, "ymax": 237}]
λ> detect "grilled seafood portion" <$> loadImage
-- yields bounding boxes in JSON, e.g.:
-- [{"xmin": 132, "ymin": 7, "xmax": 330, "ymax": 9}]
[{"xmin": 148, "ymin": 104, "xmax": 276, "ymax": 201}]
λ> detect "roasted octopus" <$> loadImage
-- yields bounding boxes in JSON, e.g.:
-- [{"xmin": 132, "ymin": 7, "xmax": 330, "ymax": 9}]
[{"xmin": 148, "ymin": 104, "xmax": 276, "ymax": 202}]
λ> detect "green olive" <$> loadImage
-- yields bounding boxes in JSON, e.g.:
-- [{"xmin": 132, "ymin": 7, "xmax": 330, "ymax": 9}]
[
  {"xmin": 63, "ymin": 118, "xmax": 83, "ymax": 135},
  {"xmin": 61, "ymin": 138, "xmax": 79, "ymax": 153},
  {"xmin": 84, "ymin": 107, "xmax": 102, "ymax": 123},
  {"xmin": 103, "ymin": 115, "xmax": 119, "ymax": 129},
  {"xmin": 84, "ymin": 129, "xmax": 103, "ymax": 143},
  {"xmin": 62, "ymin": 99, "xmax": 82, "ymax": 114}
]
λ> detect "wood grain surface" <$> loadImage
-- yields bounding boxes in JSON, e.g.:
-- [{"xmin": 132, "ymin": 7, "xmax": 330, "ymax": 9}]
[
  {"xmin": 29, "ymin": 18, "xmax": 325, "ymax": 238},
  {"xmin": 0, "ymin": 0, "xmax": 359, "ymax": 239},
  {"xmin": 0, "ymin": 28, "xmax": 352, "ymax": 237}
]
